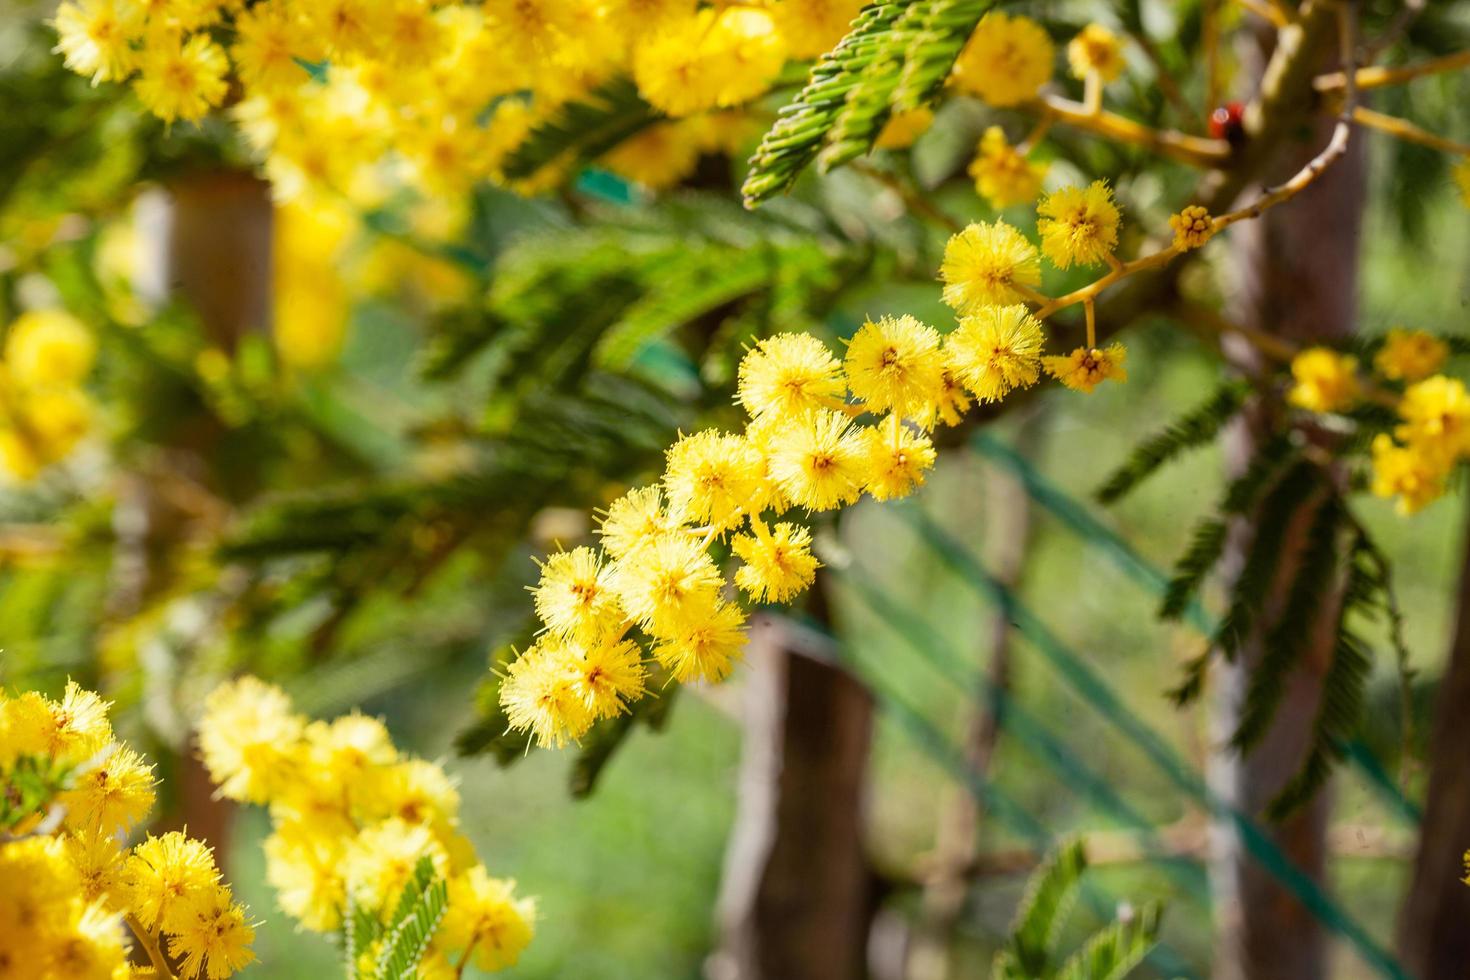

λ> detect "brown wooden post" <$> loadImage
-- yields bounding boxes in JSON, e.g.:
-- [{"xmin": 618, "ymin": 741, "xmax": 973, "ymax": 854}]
[
  {"xmin": 1397, "ymin": 492, "xmax": 1470, "ymax": 978},
  {"xmin": 1209, "ymin": 97, "xmax": 1366, "ymax": 980},
  {"xmin": 126, "ymin": 169, "xmax": 274, "ymax": 872},
  {"xmin": 711, "ymin": 588, "xmax": 874, "ymax": 980}
]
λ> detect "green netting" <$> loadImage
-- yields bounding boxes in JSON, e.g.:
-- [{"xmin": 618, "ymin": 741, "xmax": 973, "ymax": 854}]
[
  {"xmin": 970, "ymin": 430, "xmax": 1421, "ymax": 826},
  {"xmin": 902, "ymin": 503, "xmax": 1411, "ymax": 980}
]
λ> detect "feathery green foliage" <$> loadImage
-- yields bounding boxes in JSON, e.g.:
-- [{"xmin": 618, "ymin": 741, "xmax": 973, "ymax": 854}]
[
  {"xmin": 891, "ymin": 0, "xmax": 993, "ymax": 110},
  {"xmin": 1095, "ymin": 382, "xmax": 1247, "ymax": 504},
  {"xmin": 1212, "ymin": 461, "xmax": 1321, "ymax": 661},
  {"xmin": 342, "ymin": 894, "xmax": 381, "ymax": 980},
  {"xmin": 1264, "ymin": 530, "xmax": 1381, "ymax": 819},
  {"xmin": 742, "ymin": 2, "xmax": 912, "ymax": 205},
  {"xmin": 1053, "ymin": 903, "xmax": 1163, "ymax": 980},
  {"xmin": 990, "ymin": 840, "xmax": 1160, "ymax": 980},
  {"xmin": 1231, "ymin": 494, "xmax": 1344, "ymax": 753},
  {"xmin": 1159, "ymin": 518, "xmax": 1227, "ymax": 623},
  {"xmin": 818, "ymin": 1, "xmax": 934, "ymax": 170},
  {"xmin": 499, "ymin": 79, "xmax": 657, "ymax": 182},
  {"xmin": 1005, "ymin": 839, "xmax": 1087, "ymax": 977},
  {"xmin": 375, "ymin": 857, "xmax": 449, "ymax": 980}
]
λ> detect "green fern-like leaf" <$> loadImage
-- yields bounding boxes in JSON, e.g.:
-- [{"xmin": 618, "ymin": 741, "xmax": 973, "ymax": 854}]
[
  {"xmin": 499, "ymin": 78, "xmax": 657, "ymax": 182},
  {"xmin": 818, "ymin": 1, "xmax": 935, "ymax": 170},
  {"xmin": 1166, "ymin": 650, "xmax": 1212, "ymax": 707},
  {"xmin": 1095, "ymin": 382, "xmax": 1246, "ymax": 504},
  {"xmin": 890, "ymin": 0, "xmax": 993, "ymax": 111},
  {"xmin": 1006, "ymin": 838, "xmax": 1087, "ymax": 976},
  {"xmin": 1264, "ymin": 529, "xmax": 1397, "ymax": 818},
  {"xmin": 375, "ymin": 860, "xmax": 449, "ymax": 980},
  {"xmin": 1053, "ymin": 902, "xmax": 1163, "ymax": 980},
  {"xmin": 1212, "ymin": 461, "xmax": 1320, "ymax": 661},
  {"xmin": 1159, "ymin": 517, "xmax": 1227, "ymax": 624},
  {"xmin": 742, "ymin": 2, "xmax": 913, "ymax": 205},
  {"xmin": 1231, "ymin": 494, "xmax": 1343, "ymax": 753},
  {"xmin": 343, "ymin": 894, "xmax": 381, "ymax": 980}
]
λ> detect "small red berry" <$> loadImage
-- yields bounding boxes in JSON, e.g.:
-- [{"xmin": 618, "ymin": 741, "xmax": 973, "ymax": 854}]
[{"xmin": 1209, "ymin": 101, "xmax": 1246, "ymax": 143}]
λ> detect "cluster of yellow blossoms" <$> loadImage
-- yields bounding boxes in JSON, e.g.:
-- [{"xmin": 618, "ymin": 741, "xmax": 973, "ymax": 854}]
[
  {"xmin": 0, "ymin": 681, "xmax": 253, "ymax": 979},
  {"xmin": 504, "ymin": 175, "xmax": 1150, "ymax": 746},
  {"xmin": 52, "ymin": 0, "xmax": 865, "ymax": 202},
  {"xmin": 949, "ymin": 14, "xmax": 1124, "ymax": 209},
  {"xmin": 1287, "ymin": 329, "xmax": 1467, "ymax": 514},
  {"xmin": 0, "ymin": 310, "xmax": 97, "ymax": 481},
  {"xmin": 197, "ymin": 677, "xmax": 534, "ymax": 976}
]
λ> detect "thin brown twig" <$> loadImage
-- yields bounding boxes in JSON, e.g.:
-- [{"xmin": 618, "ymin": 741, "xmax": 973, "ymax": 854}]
[
  {"xmin": 453, "ymin": 934, "xmax": 482, "ymax": 979},
  {"xmin": 1361, "ymin": 0, "xmax": 1427, "ymax": 61},
  {"xmin": 1030, "ymin": 3, "xmax": 1361, "ymax": 334}
]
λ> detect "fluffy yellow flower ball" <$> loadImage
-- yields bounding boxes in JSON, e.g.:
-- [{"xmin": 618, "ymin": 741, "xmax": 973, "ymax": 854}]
[{"xmin": 952, "ymin": 12, "xmax": 1055, "ymax": 107}]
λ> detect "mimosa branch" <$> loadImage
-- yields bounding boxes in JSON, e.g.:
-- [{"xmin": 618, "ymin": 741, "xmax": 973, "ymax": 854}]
[
  {"xmin": 1036, "ymin": 94, "xmax": 1232, "ymax": 168},
  {"xmin": 1350, "ymin": 105, "xmax": 1470, "ymax": 157},
  {"xmin": 1314, "ymin": 49, "xmax": 1470, "ymax": 92},
  {"xmin": 1237, "ymin": 0, "xmax": 1292, "ymax": 28}
]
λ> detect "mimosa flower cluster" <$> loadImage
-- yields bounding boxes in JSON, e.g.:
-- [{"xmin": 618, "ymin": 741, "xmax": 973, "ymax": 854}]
[
  {"xmin": 197, "ymin": 677, "xmax": 535, "ymax": 976},
  {"xmin": 52, "ymin": 0, "xmax": 864, "ymax": 201},
  {"xmin": 503, "ymin": 176, "xmax": 1161, "ymax": 747},
  {"xmin": 1287, "ymin": 330, "xmax": 1468, "ymax": 514},
  {"xmin": 0, "ymin": 310, "xmax": 96, "ymax": 481},
  {"xmin": 0, "ymin": 681, "xmax": 254, "ymax": 980}
]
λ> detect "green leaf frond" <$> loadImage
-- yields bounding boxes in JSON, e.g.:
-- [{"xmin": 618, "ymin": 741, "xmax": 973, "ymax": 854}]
[
  {"xmin": 375, "ymin": 858, "xmax": 449, "ymax": 980},
  {"xmin": 1231, "ymin": 494, "xmax": 1344, "ymax": 754},
  {"xmin": 500, "ymin": 78, "xmax": 658, "ymax": 183},
  {"xmin": 743, "ymin": 2, "xmax": 922, "ymax": 205},
  {"xmin": 1006, "ymin": 838, "xmax": 1087, "ymax": 976},
  {"xmin": 1211, "ymin": 460, "xmax": 1320, "ymax": 661},
  {"xmin": 1095, "ymin": 382, "xmax": 1247, "ymax": 504},
  {"xmin": 1053, "ymin": 902, "xmax": 1163, "ymax": 980}
]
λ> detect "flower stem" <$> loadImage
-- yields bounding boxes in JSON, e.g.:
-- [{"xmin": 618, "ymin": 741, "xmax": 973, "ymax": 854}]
[{"xmin": 125, "ymin": 915, "xmax": 178, "ymax": 980}]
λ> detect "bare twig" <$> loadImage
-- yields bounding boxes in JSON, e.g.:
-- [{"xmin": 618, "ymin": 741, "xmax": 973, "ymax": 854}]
[
  {"xmin": 1315, "ymin": 49, "xmax": 1470, "ymax": 92},
  {"xmin": 1351, "ymin": 105, "xmax": 1470, "ymax": 156},
  {"xmin": 1036, "ymin": 94, "xmax": 1232, "ymax": 167}
]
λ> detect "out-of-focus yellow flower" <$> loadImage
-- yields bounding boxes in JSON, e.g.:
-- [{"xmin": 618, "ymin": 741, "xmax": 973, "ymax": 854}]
[
  {"xmin": 968, "ymin": 127, "xmax": 1047, "ymax": 209},
  {"xmin": 273, "ymin": 200, "xmax": 354, "ymax": 370},
  {"xmin": 952, "ymin": 12, "xmax": 1055, "ymax": 107},
  {"xmin": 1068, "ymin": 24, "xmax": 1126, "ymax": 83},
  {"xmin": 1286, "ymin": 348, "xmax": 1358, "ymax": 413},
  {"xmin": 1375, "ymin": 328, "xmax": 1447, "ymax": 383},
  {"xmin": 1371, "ymin": 433, "xmax": 1450, "ymax": 514},
  {"xmin": 874, "ymin": 107, "xmax": 935, "ymax": 150},
  {"xmin": 5, "ymin": 310, "xmax": 96, "ymax": 387}
]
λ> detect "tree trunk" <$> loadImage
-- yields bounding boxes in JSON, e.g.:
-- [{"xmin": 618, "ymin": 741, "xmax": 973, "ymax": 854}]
[
  {"xmin": 1396, "ymin": 491, "xmax": 1470, "ymax": 978},
  {"xmin": 711, "ymin": 582, "xmax": 874, "ymax": 980},
  {"xmin": 1209, "ymin": 99, "xmax": 1366, "ymax": 980},
  {"xmin": 126, "ymin": 170, "xmax": 274, "ymax": 873}
]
